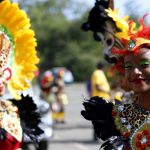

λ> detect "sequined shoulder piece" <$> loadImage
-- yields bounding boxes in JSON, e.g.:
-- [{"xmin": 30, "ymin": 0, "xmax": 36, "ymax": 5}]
[
  {"xmin": 130, "ymin": 119, "xmax": 150, "ymax": 150},
  {"xmin": 112, "ymin": 103, "xmax": 150, "ymax": 139}
]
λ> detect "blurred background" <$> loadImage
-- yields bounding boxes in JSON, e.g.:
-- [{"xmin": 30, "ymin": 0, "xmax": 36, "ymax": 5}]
[
  {"xmin": 15, "ymin": 0, "xmax": 150, "ymax": 82},
  {"xmin": 14, "ymin": 0, "xmax": 150, "ymax": 150}
]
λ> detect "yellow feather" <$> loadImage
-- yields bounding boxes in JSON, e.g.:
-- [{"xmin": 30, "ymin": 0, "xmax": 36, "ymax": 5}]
[
  {"xmin": 136, "ymin": 38, "xmax": 150, "ymax": 47},
  {"xmin": 0, "ymin": 0, "xmax": 39, "ymax": 98}
]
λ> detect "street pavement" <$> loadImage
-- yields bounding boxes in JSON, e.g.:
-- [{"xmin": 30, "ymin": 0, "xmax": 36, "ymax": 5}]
[{"xmin": 50, "ymin": 83, "xmax": 101, "ymax": 150}]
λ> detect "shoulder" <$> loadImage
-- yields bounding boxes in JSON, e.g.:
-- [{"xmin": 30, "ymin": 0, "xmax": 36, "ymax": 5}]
[{"xmin": 92, "ymin": 69, "xmax": 103, "ymax": 76}]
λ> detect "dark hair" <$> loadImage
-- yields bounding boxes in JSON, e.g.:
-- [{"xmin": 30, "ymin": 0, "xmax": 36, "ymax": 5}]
[{"xmin": 96, "ymin": 62, "xmax": 104, "ymax": 69}]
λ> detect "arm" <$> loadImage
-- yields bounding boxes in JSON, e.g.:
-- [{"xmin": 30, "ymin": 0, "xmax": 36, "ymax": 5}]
[{"xmin": 95, "ymin": 84, "xmax": 109, "ymax": 93}]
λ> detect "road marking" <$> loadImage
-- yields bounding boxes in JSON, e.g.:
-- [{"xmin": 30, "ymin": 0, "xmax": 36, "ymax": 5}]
[{"xmin": 73, "ymin": 143, "xmax": 90, "ymax": 150}]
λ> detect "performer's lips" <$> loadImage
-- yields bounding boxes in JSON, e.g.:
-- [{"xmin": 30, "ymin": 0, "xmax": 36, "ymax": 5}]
[{"xmin": 131, "ymin": 78, "xmax": 145, "ymax": 84}]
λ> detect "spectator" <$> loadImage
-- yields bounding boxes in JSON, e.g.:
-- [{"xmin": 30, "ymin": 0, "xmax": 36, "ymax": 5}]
[{"xmin": 91, "ymin": 62, "xmax": 110, "ymax": 100}]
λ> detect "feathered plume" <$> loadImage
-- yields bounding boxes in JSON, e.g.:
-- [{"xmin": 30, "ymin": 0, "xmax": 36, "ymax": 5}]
[
  {"xmin": 81, "ymin": 0, "xmax": 122, "ymax": 63},
  {"xmin": 10, "ymin": 94, "xmax": 44, "ymax": 145},
  {"xmin": 81, "ymin": 96, "xmax": 120, "ymax": 140}
]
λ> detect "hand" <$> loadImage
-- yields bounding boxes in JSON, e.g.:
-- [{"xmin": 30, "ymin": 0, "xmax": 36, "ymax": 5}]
[{"xmin": 81, "ymin": 96, "xmax": 113, "ymax": 120}]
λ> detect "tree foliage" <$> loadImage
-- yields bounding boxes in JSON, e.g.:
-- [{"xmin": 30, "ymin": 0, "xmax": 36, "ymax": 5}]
[{"xmin": 19, "ymin": 0, "xmax": 104, "ymax": 81}]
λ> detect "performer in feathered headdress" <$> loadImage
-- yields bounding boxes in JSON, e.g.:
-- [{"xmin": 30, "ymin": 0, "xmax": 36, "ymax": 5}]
[
  {"xmin": 0, "ymin": 0, "xmax": 43, "ymax": 149},
  {"xmin": 81, "ymin": 1, "xmax": 150, "ymax": 150}
]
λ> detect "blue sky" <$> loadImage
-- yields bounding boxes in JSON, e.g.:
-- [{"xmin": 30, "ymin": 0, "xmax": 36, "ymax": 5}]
[
  {"xmin": 13, "ymin": 0, "xmax": 150, "ymax": 22},
  {"xmin": 84, "ymin": 0, "xmax": 150, "ymax": 17},
  {"xmin": 75, "ymin": 0, "xmax": 150, "ymax": 24}
]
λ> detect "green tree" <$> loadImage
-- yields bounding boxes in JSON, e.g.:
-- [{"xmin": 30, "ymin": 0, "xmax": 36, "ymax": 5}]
[{"xmin": 19, "ymin": 0, "xmax": 104, "ymax": 81}]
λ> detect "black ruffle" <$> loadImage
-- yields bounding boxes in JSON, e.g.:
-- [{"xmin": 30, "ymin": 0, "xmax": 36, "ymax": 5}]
[
  {"xmin": 0, "ymin": 128, "xmax": 6, "ymax": 141},
  {"xmin": 81, "ymin": 96, "xmax": 120, "ymax": 141},
  {"xmin": 10, "ymin": 94, "xmax": 44, "ymax": 144}
]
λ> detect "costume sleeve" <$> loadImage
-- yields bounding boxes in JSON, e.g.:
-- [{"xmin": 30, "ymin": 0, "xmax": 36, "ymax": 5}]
[
  {"xmin": 81, "ymin": 96, "xmax": 120, "ymax": 140},
  {"xmin": 10, "ymin": 94, "xmax": 44, "ymax": 145}
]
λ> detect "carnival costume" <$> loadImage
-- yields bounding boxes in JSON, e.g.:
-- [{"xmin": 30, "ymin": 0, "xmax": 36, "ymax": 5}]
[
  {"xmin": 0, "ymin": 0, "xmax": 43, "ymax": 149},
  {"xmin": 81, "ymin": 0, "xmax": 150, "ymax": 149}
]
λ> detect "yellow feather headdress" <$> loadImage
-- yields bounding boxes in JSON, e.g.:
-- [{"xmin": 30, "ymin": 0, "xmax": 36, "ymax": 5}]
[
  {"xmin": 106, "ymin": 8, "xmax": 150, "ymax": 52},
  {"xmin": 0, "ymin": 0, "xmax": 39, "ymax": 99}
]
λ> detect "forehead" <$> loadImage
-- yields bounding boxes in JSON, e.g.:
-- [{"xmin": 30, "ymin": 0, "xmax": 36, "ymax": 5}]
[{"xmin": 124, "ymin": 48, "xmax": 150, "ymax": 63}]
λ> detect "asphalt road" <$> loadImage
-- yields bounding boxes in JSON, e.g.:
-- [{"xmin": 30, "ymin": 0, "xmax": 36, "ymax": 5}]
[
  {"xmin": 26, "ymin": 83, "xmax": 102, "ymax": 150},
  {"xmin": 50, "ymin": 83, "xmax": 101, "ymax": 150}
]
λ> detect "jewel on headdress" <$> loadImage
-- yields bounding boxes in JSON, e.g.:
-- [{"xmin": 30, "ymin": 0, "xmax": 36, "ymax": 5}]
[{"xmin": 128, "ymin": 40, "xmax": 136, "ymax": 51}]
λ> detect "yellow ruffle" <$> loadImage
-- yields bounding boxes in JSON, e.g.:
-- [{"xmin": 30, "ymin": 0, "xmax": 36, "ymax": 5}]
[
  {"xmin": 105, "ymin": 8, "xmax": 129, "ymax": 32},
  {"xmin": 105, "ymin": 8, "xmax": 137, "ymax": 41},
  {"xmin": 135, "ymin": 37, "xmax": 150, "ymax": 47}
]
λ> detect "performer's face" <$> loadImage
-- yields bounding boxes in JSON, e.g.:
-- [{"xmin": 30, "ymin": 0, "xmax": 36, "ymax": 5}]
[
  {"xmin": 118, "ymin": 74, "xmax": 131, "ymax": 91},
  {"xmin": 124, "ymin": 48, "xmax": 150, "ymax": 93}
]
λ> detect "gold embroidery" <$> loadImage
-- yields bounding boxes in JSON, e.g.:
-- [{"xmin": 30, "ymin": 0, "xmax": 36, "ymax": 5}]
[
  {"xmin": 114, "ymin": 104, "xmax": 149, "ymax": 134},
  {"xmin": 0, "ymin": 100, "xmax": 22, "ymax": 141},
  {"xmin": 130, "ymin": 120, "xmax": 150, "ymax": 150}
]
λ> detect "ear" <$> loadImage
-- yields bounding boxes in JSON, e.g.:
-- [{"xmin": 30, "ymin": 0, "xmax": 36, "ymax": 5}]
[{"xmin": 3, "ymin": 67, "xmax": 12, "ymax": 81}]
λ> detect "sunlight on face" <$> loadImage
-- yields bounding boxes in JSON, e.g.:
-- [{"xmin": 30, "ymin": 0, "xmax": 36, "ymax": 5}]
[{"xmin": 124, "ymin": 48, "xmax": 150, "ymax": 93}]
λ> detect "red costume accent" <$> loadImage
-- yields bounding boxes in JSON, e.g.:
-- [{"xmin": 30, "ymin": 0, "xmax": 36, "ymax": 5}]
[{"xmin": 0, "ymin": 133, "xmax": 22, "ymax": 150}]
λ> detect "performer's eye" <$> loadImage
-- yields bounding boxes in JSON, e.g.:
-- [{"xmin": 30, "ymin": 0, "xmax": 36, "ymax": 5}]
[
  {"xmin": 140, "ymin": 60, "xmax": 150, "ymax": 68},
  {"xmin": 124, "ymin": 63, "xmax": 133, "ymax": 69}
]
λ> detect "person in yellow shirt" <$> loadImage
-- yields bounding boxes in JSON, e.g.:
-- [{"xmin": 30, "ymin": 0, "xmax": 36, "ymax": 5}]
[
  {"xmin": 90, "ymin": 62, "xmax": 110, "ymax": 141},
  {"xmin": 91, "ymin": 62, "xmax": 110, "ymax": 100}
]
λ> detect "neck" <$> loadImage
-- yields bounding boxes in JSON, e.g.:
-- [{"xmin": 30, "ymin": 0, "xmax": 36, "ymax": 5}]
[{"xmin": 137, "ymin": 92, "xmax": 150, "ymax": 110}]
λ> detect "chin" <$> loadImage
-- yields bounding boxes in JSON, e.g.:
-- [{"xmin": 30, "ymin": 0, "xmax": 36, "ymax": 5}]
[
  {"xmin": 0, "ymin": 91, "xmax": 5, "ymax": 96},
  {"xmin": 0, "ymin": 93, "xmax": 4, "ymax": 97},
  {"xmin": 134, "ymin": 86, "xmax": 150, "ymax": 93}
]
